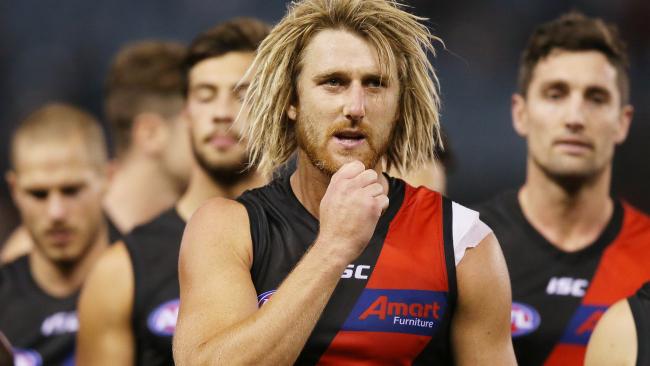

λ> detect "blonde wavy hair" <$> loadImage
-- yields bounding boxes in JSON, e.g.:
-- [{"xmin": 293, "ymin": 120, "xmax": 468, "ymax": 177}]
[{"xmin": 243, "ymin": 0, "xmax": 443, "ymax": 176}]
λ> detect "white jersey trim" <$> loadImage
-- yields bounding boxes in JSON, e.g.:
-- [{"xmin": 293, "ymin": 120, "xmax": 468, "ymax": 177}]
[{"xmin": 452, "ymin": 202, "xmax": 492, "ymax": 266}]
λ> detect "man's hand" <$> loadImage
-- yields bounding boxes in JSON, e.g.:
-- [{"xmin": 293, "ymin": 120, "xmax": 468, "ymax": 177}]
[{"xmin": 318, "ymin": 161, "xmax": 389, "ymax": 263}]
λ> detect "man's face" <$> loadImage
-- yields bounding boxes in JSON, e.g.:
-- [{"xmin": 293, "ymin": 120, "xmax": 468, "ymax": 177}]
[
  {"xmin": 289, "ymin": 29, "xmax": 400, "ymax": 175},
  {"xmin": 513, "ymin": 50, "xmax": 632, "ymax": 181},
  {"xmin": 186, "ymin": 52, "xmax": 254, "ymax": 178},
  {"xmin": 8, "ymin": 136, "xmax": 107, "ymax": 265}
]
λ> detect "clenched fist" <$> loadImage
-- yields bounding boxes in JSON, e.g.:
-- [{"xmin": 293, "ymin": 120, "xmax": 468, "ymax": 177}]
[{"xmin": 317, "ymin": 160, "xmax": 389, "ymax": 264}]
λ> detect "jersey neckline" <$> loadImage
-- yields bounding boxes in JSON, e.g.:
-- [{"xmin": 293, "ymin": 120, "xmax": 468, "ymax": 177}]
[{"xmin": 508, "ymin": 190, "xmax": 624, "ymax": 260}]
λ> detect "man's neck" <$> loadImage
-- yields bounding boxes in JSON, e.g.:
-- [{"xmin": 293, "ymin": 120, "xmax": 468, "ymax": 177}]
[
  {"xmin": 29, "ymin": 226, "xmax": 109, "ymax": 298},
  {"xmin": 290, "ymin": 151, "xmax": 388, "ymax": 220},
  {"xmin": 518, "ymin": 161, "xmax": 614, "ymax": 252},
  {"xmin": 104, "ymin": 156, "xmax": 183, "ymax": 233},
  {"xmin": 176, "ymin": 166, "xmax": 266, "ymax": 221}
]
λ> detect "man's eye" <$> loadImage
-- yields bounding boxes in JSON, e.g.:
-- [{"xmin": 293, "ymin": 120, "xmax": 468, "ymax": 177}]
[
  {"xmin": 61, "ymin": 186, "xmax": 82, "ymax": 197},
  {"xmin": 366, "ymin": 78, "xmax": 384, "ymax": 88},
  {"xmin": 27, "ymin": 190, "xmax": 48, "ymax": 200},
  {"xmin": 545, "ymin": 89, "xmax": 564, "ymax": 100},
  {"xmin": 325, "ymin": 78, "xmax": 342, "ymax": 87},
  {"xmin": 193, "ymin": 87, "xmax": 216, "ymax": 102},
  {"xmin": 587, "ymin": 91, "xmax": 609, "ymax": 105}
]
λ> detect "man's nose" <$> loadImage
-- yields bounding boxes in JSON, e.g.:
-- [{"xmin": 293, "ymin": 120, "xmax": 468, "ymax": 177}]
[
  {"xmin": 212, "ymin": 94, "xmax": 236, "ymax": 124},
  {"xmin": 46, "ymin": 192, "xmax": 67, "ymax": 221},
  {"xmin": 564, "ymin": 94, "xmax": 587, "ymax": 132},
  {"xmin": 344, "ymin": 83, "xmax": 366, "ymax": 123}
]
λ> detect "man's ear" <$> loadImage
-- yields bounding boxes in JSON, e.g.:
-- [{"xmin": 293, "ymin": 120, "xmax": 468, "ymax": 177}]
[
  {"xmin": 511, "ymin": 93, "xmax": 528, "ymax": 137},
  {"xmin": 131, "ymin": 113, "xmax": 168, "ymax": 157},
  {"xmin": 287, "ymin": 104, "xmax": 297, "ymax": 122},
  {"xmin": 614, "ymin": 104, "xmax": 633, "ymax": 145}
]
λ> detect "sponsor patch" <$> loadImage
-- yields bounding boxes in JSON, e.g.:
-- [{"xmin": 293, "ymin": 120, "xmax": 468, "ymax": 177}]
[
  {"xmin": 342, "ymin": 289, "xmax": 448, "ymax": 336},
  {"xmin": 559, "ymin": 304, "xmax": 607, "ymax": 345},
  {"xmin": 257, "ymin": 290, "xmax": 276, "ymax": 307},
  {"xmin": 511, "ymin": 302, "xmax": 541, "ymax": 337},
  {"xmin": 13, "ymin": 349, "xmax": 42, "ymax": 366},
  {"xmin": 147, "ymin": 299, "xmax": 180, "ymax": 336}
]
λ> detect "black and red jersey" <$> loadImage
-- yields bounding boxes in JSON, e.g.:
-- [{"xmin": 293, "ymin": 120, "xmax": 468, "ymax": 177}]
[
  {"xmin": 479, "ymin": 191, "xmax": 650, "ymax": 366},
  {"xmin": 237, "ymin": 174, "xmax": 490, "ymax": 365}
]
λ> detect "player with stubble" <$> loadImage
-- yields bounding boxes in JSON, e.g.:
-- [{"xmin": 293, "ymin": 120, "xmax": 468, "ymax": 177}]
[
  {"xmin": 173, "ymin": 0, "xmax": 516, "ymax": 364},
  {"xmin": 0, "ymin": 104, "xmax": 110, "ymax": 364},
  {"xmin": 76, "ymin": 18, "xmax": 269, "ymax": 366},
  {"xmin": 478, "ymin": 12, "xmax": 650, "ymax": 366}
]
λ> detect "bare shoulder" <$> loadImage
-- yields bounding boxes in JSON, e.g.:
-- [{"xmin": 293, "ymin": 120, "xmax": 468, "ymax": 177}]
[
  {"xmin": 452, "ymin": 233, "xmax": 516, "ymax": 365},
  {"xmin": 1, "ymin": 225, "xmax": 33, "ymax": 263},
  {"xmin": 80, "ymin": 240, "xmax": 134, "ymax": 312},
  {"xmin": 185, "ymin": 197, "xmax": 249, "ymax": 234},
  {"xmin": 457, "ymin": 233, "xmax": 508, "ymax": 278},
  {"xmin": 180, "ymin": 197, "xmax": 252, "ymax": 267},
  {"xmin": 585, "ymin": 299, "xmax": 636, "ymax": 366}
]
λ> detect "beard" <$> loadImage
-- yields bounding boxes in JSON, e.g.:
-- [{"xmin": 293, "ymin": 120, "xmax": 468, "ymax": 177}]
[
  {"xmin": 295, "ymin": 116, "xmax": 390, "ymax": 176},
  {"xmin": 192, "ymin": 143, "xmax": 252, "ymax": 187}
]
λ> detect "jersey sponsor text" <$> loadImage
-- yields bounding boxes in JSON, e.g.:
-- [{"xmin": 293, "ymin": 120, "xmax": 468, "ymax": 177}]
[{"xmin": 342, "ymin": 289, "xmax": 447, "ymax": 336}]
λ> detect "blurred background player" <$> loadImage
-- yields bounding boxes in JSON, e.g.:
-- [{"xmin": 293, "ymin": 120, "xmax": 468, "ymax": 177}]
[
  {"xmin": 478, "ymin": 12, "xmax": 650, "ymax": 365},
  {"xmin": 0, "ymin": 103, "xmax": 110, "ymax": 364},
  {"xmin": 0, "ymin": 41, "xmax": 192, "ymax": 263},
  {"xmin": 102, "ymin": 40, "xmax": 193, "ymax": 234},
  {"xmin": 76, "ymin": 18, "xmax": 269, "ymax": 366},
  {"xmin": 584, "ymin": 281, "xmax": 650, "ymax": 366}
]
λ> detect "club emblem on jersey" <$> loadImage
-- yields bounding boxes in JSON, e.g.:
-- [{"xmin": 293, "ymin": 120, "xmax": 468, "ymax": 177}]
[
  {"xmin": 257, "ymin": 290, "xmax": 276, "ymax": 307},
  {"xmin": 558, "ymin": 304, "xmax": 607, "ymax": 346},
  {"xmin": 342, "ymin": 289, "xmax": 448, "ymax": 336},
  {"xmin": 147, "ymin": 299, "xmax": 180, "ymax": 336},
  {"xmin": 13, "ymin": 348, "xmax": 42, "ymax": 366},
  {"xmin": 511, "ymin": 302, "xmax": 541, "ymax": 337},
  {"xmin": 40, "ymin": 311, "xmax": 78, "ymax": 337}
]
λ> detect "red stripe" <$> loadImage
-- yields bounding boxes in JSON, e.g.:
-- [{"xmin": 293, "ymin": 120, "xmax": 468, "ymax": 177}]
[
  {"xmin": 544, "ymin": 204, "xmax": 650, "ymax": 365},
  {"xmin": 317, "ymin": 185, "xmax": 449, "ymax": 365},
  {"xmin": 317, "ymin": 331, "xmax": 432, "ymax": 365},
  {"xmin": 367, "ymin": 186, "xmax": 447, "ymax": 291}
]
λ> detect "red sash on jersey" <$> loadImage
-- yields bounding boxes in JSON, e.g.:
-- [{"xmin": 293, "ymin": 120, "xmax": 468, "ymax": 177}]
[
  {"xmin": 317, "ymin": 186, "xmax": 452, "ymax": 365},
  {"xmin": 544, "ymin": 204, "xmax": 650, "ymax": 365}
]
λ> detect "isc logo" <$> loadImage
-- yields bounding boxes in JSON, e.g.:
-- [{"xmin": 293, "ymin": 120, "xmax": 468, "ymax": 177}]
[
  {"xmin": 546, "ymin": 277, "xmax": 589, "ymax": 297},
  {"xmin": 341, "ymin": 264, "xmax": 371, "ymax": 279}
]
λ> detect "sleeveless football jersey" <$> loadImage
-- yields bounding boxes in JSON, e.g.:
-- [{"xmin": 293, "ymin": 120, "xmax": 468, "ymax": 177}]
[
  {"xmin": 0, "ymin": 255, "xmax": 77, "ymax": 366},
  {"xmin": 123, "ymin": 207, "xmax": 185, "ymax": 366},
  {"xmin": 629, "ymin": 282, "xmax": 650, "ymax": 366},
  {"xmin": 479, "ymin": 191, "xmax": 650, "ymax": 366},
  {"xmin": 237, "ymin": 174, "xmax": 491, "ymax": 365}
]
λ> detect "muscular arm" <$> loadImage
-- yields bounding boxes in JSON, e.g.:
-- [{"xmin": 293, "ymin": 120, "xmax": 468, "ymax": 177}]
[
  {"xmin": 451, "ymin": 234, "xmax": 517, "ymax": 365},
  {"xmin": 584, "ymin": 299, "xmax": 637, "ymax": 366},
  {"xmin": 76, "ymin": 241, "xmax": 135, "ymax": 366},
  {"xmin": 173, "ymin": 162, "xmax": 387, "ymax": 365}
]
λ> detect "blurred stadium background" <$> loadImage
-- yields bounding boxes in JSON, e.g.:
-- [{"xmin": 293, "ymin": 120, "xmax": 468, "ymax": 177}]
[{"xmin": 1, "ymin": 0, "xmax": 648, "ymax": 240}]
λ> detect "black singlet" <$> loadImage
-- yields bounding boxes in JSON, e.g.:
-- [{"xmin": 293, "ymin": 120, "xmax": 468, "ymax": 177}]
[
  {"xmin": 0, "ymin": 255, "xmax": 77, "ymax": 366},
  {"xmin": 237, "ymin": 174, "xmax": 459, "ymax": 365},
  {"xmin": 479, "ymin": 191, "xmax": 650, "ymax": 366},
  {"xmin": 629, "ymin": 282, "xmax": 650, "ymax": 366},
  {"xmin": 123, "ymin": 207, "xmax": 185, "ymax": 366}
]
